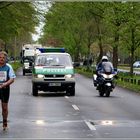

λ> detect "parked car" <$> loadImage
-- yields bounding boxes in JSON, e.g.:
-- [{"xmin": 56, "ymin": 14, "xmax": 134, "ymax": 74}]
[{"xmin": 133, "ymin": 61, "xmax": 140, "ymax": 68}]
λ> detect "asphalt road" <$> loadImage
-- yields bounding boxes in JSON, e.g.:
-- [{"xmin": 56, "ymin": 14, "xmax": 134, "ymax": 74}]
[{"xmin": 0, "ymin": 68, "xmax": 140, "ymax": 140}]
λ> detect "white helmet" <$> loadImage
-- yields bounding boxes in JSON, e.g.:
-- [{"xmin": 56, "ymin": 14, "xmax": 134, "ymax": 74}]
[{"xmin": 102, "ymin": 56, "xmax": 108, "ymax": 61}]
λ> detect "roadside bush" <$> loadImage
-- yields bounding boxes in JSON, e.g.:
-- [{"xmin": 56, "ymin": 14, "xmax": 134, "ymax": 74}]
[{"xmin": 10, "ymin": 61, "xmax": 22, "ymax": 71}]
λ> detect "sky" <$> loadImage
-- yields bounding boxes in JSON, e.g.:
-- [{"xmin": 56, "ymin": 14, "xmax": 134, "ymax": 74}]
[
  {"xmin": 32, "ymin": 1, "xmax": 52, "ymax": 42},
  {"xmin": 32, "ymin": 23, "xmax": 44, "ymax": 41}
]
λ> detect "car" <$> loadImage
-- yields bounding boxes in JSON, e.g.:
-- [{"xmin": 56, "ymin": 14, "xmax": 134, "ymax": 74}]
[
  {"xmin": 32, "ymin": 48, "xmax": 75, "ymax": 96},
  {"xmin": 133, "ymin": 61, "xmax": 140, "ymax": 68}
]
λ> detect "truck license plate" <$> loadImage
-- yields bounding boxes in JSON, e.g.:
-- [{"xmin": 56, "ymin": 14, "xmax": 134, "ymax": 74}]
[{"xmin": 49, "ymin": 83, "xmax": 61, "ymax": 86}]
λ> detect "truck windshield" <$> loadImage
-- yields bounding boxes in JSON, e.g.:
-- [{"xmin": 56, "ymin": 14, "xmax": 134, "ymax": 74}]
[
  {"xmin": 24, "ymin": 50, "xmax": 35, "ymax": 57},
  {"xmin": 35, "ymin": 54, "xmax": 72, "ymax": 67}
]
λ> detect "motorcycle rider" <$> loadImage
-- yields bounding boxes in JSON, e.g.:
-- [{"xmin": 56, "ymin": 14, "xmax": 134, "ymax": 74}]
[{"xmin": 94, "ymin": 56, "xmax": 114, "ymax": 87}]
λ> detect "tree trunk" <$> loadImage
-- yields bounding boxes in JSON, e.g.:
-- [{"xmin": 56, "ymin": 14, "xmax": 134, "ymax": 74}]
[
  {"xmin": 113, "ymin": 6, "xmax": 121, "ymax": 69},
  {"xmin": 130, "ymin": 50, "xmax": 134, "ymax": 76},
  {"xmin": 113, "ymin": 29, "xmax": 119, "ymax": 68},
  {"xmin": 130, "ymin": 28, "xmax": 135, "ymax": 75},
  {"xmin": 96, "ymin": 18, "xmax": 103, "ymax": 64},
  {"xmin": 97, "ymin": 38, "xmax": 103, "ymax": 64},
  {"xmin": 75, "ymin": 44, "xmax": 80, "ymax": 61},
  {"xmin": 113, "ymin": 46, "xmax": 118, "ymax": 68},
  {"xmin": 86, "ymin": 43, "xmax": 91, "ymax": 67}
]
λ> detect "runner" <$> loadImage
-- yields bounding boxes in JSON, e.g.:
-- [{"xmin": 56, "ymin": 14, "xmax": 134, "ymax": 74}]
[{"xmin": 0, "ymin": 51, "xmax": 16, "ymax": 130}]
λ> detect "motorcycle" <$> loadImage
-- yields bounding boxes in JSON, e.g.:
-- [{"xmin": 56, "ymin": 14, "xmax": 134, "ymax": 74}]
[{"xmin": 93, "ymin": 69, "xmax": 117, "ymax": 97}]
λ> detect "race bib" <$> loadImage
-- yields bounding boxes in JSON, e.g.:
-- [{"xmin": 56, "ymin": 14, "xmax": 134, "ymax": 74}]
[{"xmin": 0, "ymin": 71, "xmax": 7, "ymax": 82}]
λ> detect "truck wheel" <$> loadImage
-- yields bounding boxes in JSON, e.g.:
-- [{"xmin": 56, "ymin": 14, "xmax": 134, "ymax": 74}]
[
  {"xmin": 23, "ymin": 70, "xmax": 25, "ymax": 76},
  {"xmin": 32, "ymin": 84, "xmax": 38, "ymax": 96},
  {"xmin": 67, "ymin": 88, "xmax": 75, "ymax": 96}
]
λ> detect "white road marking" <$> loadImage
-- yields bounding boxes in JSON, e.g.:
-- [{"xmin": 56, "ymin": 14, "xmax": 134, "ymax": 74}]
[
  {"xmin": 84, "ymin": 120, "xmax": 96, "ymax": 130},
  {"xmin": 72, "ymin": 104, "xmax": 80, "ymax": 111}
]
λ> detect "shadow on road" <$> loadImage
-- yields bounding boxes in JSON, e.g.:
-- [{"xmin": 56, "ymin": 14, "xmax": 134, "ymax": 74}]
[{"xmin": 33, "ymin": 92, "xmax": 67, "ymax": 97}]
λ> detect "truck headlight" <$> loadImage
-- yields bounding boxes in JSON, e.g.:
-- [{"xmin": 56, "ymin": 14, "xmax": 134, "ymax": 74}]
[
  {"xmin": 37, "ymin": 74, "xmax": 44, "ymax": 78},
  {"xmin": 25, "ymin": 66, "xmax": 29, "ymax": 69},
  {"xmin": 65, "ymin": 74, "xmax": 74, "ymax": 78},
  {"xmin": 24, "ymin": 62, "xmax": 29, "ymax": 69}
]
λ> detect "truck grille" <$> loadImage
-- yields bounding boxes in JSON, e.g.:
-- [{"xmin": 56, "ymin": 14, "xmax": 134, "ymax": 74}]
[
  {"xmin": 44, "ymin": 74, "xmax": 65, "ymax": 81},
  {"xmin": 44, "ymin": 78, "xmax": 65, "ymax": 81},
  {"xmin": 45, "ymin": 74, "xmax": 65, "ymax": 78}
]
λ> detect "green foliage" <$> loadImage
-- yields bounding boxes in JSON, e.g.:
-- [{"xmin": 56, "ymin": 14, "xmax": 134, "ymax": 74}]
[
  {"xmin": 10, "ymin": 61, "xmax": 22, "ymax": 71},
  {"xmin": 41, "ymin": 2, "xmax": 107, "ymax": 60},
  {"xmin": 75, "ymin": 66, "xmax": 93, "ymax": 78},
  {"xmin": 39, "ymin": 2, "xmax": 140, "ymax": 70},
  {"xmin": 117, "ymin": 74, "xmax": 140, "ymax": 93},
  {"xmin": 0, "ymin": 2, "xmax": 39, "ymax": 45},
  {"xmin": 1, "ymin": 1, "xmax": 140, "ymax": 92}
]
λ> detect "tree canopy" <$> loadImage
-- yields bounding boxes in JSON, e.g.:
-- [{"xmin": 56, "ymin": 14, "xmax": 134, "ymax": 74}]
[
  {"xmin": 0, "ymin": 2, "xmax": 39, "ymax": 56},
  {"xmin": 40, "ymin": 2, "xmax": 140, "ymax": 74}
]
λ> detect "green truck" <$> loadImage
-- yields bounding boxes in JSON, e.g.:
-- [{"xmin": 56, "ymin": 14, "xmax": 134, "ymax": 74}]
[{"xmin": 32, "ymin": 48, "xmax": 75, "ymax": 96}]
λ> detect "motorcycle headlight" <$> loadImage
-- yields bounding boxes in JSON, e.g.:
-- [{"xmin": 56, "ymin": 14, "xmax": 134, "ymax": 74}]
[
  {"xmin": 102, "ymin": 74, "xmax": 113, "ymax": 79},
  {"xmin": 37, "ymin": 74, "xmax": 44, "ymax": 78},
  {"xmin": 108, "ymin": 74, "xmax": 114, "ymax": 79}
]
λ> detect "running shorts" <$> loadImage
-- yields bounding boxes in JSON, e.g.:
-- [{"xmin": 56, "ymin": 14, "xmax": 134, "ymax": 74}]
[{"xmin": 0, "ymin": 87, "xmax": 10, "ymax": 103}]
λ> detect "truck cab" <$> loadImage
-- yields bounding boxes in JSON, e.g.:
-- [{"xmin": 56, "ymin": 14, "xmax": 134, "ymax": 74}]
[
  {"xmin": 21, "ymin": 44, "xmax": 42, "ymax": 76},
  {"xmin": 22, "ymin": 49, "xmax": 35, "ymax": 75}
]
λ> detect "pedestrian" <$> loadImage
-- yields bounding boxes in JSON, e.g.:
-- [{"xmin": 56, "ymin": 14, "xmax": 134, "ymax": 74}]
[{"xmin": 0, "ymin": 51, "xmax": 16, "ymax": 130}]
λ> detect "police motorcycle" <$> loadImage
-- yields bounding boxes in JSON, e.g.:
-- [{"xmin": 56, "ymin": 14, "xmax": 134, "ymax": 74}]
[{"xmin": 93, "ymin": 68, "xmax": 117, "ymax": 97}]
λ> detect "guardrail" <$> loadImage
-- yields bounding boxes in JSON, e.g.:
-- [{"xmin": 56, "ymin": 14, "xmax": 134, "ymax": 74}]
[{"xmin": 118, "ymin": 69, "xmax": 140, "ymax": 75}]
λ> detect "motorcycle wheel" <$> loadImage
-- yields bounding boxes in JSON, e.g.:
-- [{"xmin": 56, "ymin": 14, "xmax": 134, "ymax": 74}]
[
  {"xmin": 99, "ymin": 91, "xmax": 104, "ymax": 97},
  {"xmin": 105, "ymin": 88, "xmax": 110, "ymax": 97}
]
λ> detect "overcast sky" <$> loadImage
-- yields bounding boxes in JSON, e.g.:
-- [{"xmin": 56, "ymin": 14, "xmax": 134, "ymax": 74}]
[{"xmin": 32, "ymin": 1, "xmax": 52, "ymax": 41}]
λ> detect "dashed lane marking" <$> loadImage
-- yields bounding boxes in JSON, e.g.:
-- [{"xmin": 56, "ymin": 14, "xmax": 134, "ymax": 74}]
[
  {"xmin": 84, "ymin": 120, "xmax": 96, "ymax": 130},
  {"xmin": 72, "ymin": 104, "xmax": 80, "ymax": 111}
]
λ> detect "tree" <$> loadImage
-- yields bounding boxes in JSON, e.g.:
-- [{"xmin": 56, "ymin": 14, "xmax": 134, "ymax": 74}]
[
  {"xmin": 120, "ymin": 2, "xmax": 140, "ymax": 75},
  {"xmin": 0, "ymin": 2, "xmax": 39, "ymax": 56}
]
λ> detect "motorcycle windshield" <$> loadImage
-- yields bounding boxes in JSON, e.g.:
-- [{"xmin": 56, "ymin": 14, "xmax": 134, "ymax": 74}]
[{"xmin": 102, "ymin": 62, "xmax": 113, "ymax": 73}]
